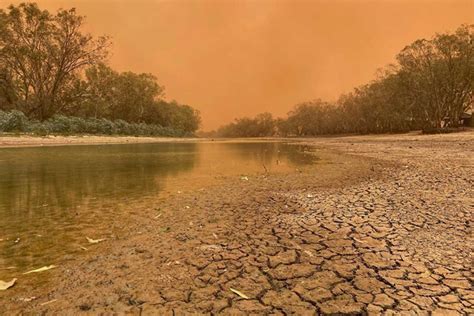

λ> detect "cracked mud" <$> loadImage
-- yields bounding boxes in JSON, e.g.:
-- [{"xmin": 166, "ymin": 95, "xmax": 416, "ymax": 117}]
[{"xmin": 1, "ymin": 132, "xmax": 473, "ymax": 315}]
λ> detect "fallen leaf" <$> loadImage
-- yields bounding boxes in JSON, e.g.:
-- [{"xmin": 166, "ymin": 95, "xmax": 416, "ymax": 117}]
[
  {"xmin": 0, "ymin": 278, "xmax": 16, "ymax": 291},
  {"xmin": 23, "ymin": 265, "xmax": 56, "ymax": 275},
  {"xmin": 230, "ymin": 288, "xmax": 249, "ymax": 299},
  {"xmin": 304, "ymin": 250, "xmax": 314, "ymax": 257},
  {"xmin": 40, "ymin": 299, "xmax": 57, "ymax": 306},
  {"xmin": 290, "ymin": 242, "xmax": 302, "ymax": 250},
  {"xmin": 19, "ymin": 297, "xmax": 37, "ymax": 302},
  {"xmin": 86, "ymin": 237, "xmax": 106, "ymax": 244},
  {"xmin": 240, "ymin": 176, "xmax": 249, "ymax": 181}
]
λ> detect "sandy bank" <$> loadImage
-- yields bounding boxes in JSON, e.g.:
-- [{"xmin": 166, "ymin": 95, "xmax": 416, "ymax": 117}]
[
  {"xmin": 0, "ymin": 134, "xmax": 308, "ymax": 148},
  {"xmin": 0, "ymin": 134, "xmax": 203, "ymax": 148}
]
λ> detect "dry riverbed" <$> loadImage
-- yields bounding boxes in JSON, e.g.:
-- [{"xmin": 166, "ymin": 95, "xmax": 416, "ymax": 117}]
[{"xmin": 0, "ymin": 131, "xmax": 473, "ymax": 315}]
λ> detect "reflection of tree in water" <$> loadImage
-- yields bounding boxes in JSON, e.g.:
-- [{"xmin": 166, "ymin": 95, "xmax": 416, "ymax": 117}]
[
  {"xmin": 0, "ymin": 143, "xmax": 199, "ymax": 274},
  {"xmin": 0, "ymin": 143, "xmax": 199, "ymax": 215},
  {"xmin": 280, "ymin": 144, "xmax": 319, "ymax": 166},
  {"xmin": 221, "ymin": 142, "xmax": 317, "ymax": 168}
]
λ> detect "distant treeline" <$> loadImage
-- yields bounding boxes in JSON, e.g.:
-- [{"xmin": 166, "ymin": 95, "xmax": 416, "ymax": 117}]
[
  {"xmin": 216, "ymin": 25, "xmax": 473, "ymax": 137},
  {"xmin": 0, "ymin": 3, "xmax": 200, "ymax": 136}
]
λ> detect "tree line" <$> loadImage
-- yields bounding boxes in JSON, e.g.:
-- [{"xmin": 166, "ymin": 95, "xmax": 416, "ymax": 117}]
[
  {"xmin": 216, "ymin": 24, "xmax": 473, "ymax": 137},
  {"xmin": 0, "ymin": 2, "xmax": 200, "ymax": 135}
]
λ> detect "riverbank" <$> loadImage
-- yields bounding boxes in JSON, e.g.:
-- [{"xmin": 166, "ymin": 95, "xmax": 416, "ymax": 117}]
[
  {"xmin": 0, "ymin": 134, "xmax": 300, "ymax": 147},
  {"xmin": 0, "ymin": 134, "xmax": 202, "ymax": 148},
  {"xmin": 1, "ymin": 129, "xmax": 472, "ymax": 148},
  {"xmin": 0, "ymin": 132, "xmax": 473, "ymax": 314}
]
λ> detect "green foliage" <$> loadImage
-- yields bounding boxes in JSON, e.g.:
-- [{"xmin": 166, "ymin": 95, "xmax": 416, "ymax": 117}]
[
  {"xmin": 0, "ymin": 110, "xmax": 29, "ymax": 132},
  {"xmin": 0, "ymin": 110, "xmax": 190, "ymax": 137}
]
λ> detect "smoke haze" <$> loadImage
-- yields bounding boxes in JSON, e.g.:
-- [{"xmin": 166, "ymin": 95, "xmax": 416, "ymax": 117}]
[{"xmin": 4, "ymin": 0, "xmax": 473, "ymax": 130}]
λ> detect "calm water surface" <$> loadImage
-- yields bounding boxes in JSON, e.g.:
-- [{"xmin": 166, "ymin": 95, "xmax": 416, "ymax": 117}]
[{"xmin": 0, "ymin": 141, "xmax": 316, "ymax": 277}]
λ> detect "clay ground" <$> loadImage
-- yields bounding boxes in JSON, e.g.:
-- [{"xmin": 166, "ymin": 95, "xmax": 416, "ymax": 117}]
[{"xmin": 0, "ymin": 131, "xmax": 473, "ymax": 315}]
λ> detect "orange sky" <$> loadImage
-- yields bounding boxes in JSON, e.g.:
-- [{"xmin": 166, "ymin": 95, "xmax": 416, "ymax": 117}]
[{"xmin": 3, "ymin": 0, "xmax": 473, "ymax": 130}]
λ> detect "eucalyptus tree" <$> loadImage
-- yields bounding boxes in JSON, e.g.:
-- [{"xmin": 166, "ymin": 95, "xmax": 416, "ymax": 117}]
[
  {"xmin": 396, "ymin": 24, "xmax": 473, "ymax": 128},
  {"xmin": 83, "ymin": 63, "xmax": 164, "ymax": 122},
  {"xmin": 146, "ymin": 100, "xmax": 201, "ymax": 133},
  {"xmin": 0, "ymin": 2, "xmax": 110, "ymax": 119},
  {"xmin": 83, "ymin": 64, "xmax": 200, "ymax": 132},
  {"xmin": 0, "ymin": 68, "xmax": 17, "ymax": 108},
  {"xmin": 284, "ymin": 99, "xmax": 334, "ymax": 135}
]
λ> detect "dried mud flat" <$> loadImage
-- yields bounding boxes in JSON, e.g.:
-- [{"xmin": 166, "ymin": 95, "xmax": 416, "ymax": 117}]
[{"xmin": 1, "ymin": 132, "xmax": 473, "ymax": 315}]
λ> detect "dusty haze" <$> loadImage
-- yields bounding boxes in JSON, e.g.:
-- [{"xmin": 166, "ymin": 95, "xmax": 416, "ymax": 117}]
[{"xmin": 4, "ymin": 0, "xmax": 473, "ymax": 130}]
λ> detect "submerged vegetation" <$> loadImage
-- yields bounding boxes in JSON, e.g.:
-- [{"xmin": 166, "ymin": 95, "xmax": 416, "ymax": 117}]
[
  {"xmin": 217, "ymin": 25, "xmax": 473, "ymax": 137},
  {"xmin": 0, "ymin": 3, "xmax": 200, "ymax": 136}
]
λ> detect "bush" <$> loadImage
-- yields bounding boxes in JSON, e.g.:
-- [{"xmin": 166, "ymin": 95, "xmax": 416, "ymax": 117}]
[
  {"xmin": 0, "ymin": 110, "xmax": 191, "ymax": 137},
  {"xmin": 0, "ymin": 110, "xmax": 30, "ymax": 132},
  {"xmin": 27, "ymin": 120, "xmax": 51, "ymax": 136}
]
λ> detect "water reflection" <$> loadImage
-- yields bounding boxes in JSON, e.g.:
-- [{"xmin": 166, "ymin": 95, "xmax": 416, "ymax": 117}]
[
  {"xmin": 0, "ymin": 141, "xmax": 314, "ymax": 276},
  {"xmin": 223, "ymin": 142, "xmax": 317, "ymax": 168},
  {"xmin": 0, "ymin": 143, "xmax": 199, "ymax": 214}
]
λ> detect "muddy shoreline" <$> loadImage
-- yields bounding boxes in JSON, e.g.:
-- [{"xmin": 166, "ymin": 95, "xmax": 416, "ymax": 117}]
[
  {"xmin": 0, "ymin": 134, "xmax": 299, "ymax": 148},
  {"xmin": 0, "ymin": 132, "xmax": 473, "ymax": 314}
]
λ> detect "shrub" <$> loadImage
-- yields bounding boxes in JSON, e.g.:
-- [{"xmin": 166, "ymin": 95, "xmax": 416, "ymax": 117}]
[
  {"xmin": 0, "ymin": 110, "xmax": 29, "ymax": 132},
  {"xmin": 0, "ymin": 110, "xmax": 191, "ymax": 137}
]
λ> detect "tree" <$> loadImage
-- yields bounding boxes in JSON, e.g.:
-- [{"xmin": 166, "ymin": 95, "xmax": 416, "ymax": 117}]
[
  {"xmin": 83, "ymin": 64, "xmax": 164, "ymax": 122},
  {"xmin": 82, "ymin": 64, "xmax": 200, "ymax": 133},
  {"xmin": 147, "ymin": 100, "xmax": 201, "ymax": 133},
  {"xmin": 216, "ymin": 112, "xmax": 276, "ymax": 137},
  {"xmin": 285, "ymin": 99, "xmax": 334, "ymax": 136},
  {"xmin": 0, "ymin": 67, "xmax": 17, "ymax": 108},
  {"xmin": 254, "ymin": 112, "xmax": 275, "ymax": 136},
  {"xmin": 397, "ymin": 24, "xmax": 473, "ymax": 128},
  {"xmin": 0, "ymin": 2, "xmax": 110, "ymax": 119}
]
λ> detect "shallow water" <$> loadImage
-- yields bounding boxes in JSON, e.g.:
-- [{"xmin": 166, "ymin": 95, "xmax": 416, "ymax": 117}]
[{"xmin": 0, "ymin": 141, "xmax": 316, "ymax": 277}]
